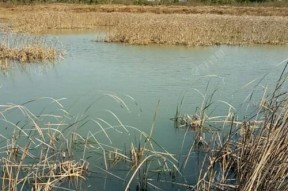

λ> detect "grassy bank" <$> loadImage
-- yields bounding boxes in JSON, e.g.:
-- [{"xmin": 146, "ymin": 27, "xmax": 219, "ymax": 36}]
[{"xmin": 0, "ymin": 4, "xmax": 287, "ymax": 46}]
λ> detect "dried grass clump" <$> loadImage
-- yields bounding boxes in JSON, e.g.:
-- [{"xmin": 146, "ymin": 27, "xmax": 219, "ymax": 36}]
[
  {"xmin": 105, "ymin": 13, "xmax": 288, "ymax": 46},
  {"xmin": 172, "ymin": 114, "xmax": 201, "ymax": 130},
  {"xmin": 0, "ymin": 43, "xmax": 60, "ymax": 63},
  {"xmin": 0, "ymin": 32, "xmax": 63, "ymax": 64}
]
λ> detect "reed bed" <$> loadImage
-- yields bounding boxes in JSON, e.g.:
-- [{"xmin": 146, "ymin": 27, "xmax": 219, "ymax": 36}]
[
  {"xmin": 0, "ymin": 32, "xmax": 63, "ymax": 64},
  {"xmin": 105, "ymin": 13, "xmax": 288, "ymax": 46},
  {"xmin": 194, "ymin": 103, "xmax": 288, "ymax": 190},
  {"xmin": 1, "ymin": 4, "xmax": 288, "ymax": 17},
  {"xmin": 5, "ymin": 8, "xmax": 288, "ymax": 46},
  {"xmin": 9, "ymin": 11, "xmax": 119, "ymax": 33},
  {"xmin": 70, "ymin": 4, "xmax": 288, "ymax": 16},
  {"xmin": 0, "ymin": 43, "xmax": 60, "ymax": 62}
]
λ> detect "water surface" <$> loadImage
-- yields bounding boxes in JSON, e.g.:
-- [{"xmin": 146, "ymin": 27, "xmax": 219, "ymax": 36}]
[{"xmin": 0, "ymin": 33, "xmax": 287, "ymax": 190}]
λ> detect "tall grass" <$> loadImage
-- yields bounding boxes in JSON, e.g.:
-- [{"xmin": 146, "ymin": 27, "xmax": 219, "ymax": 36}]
[
  {"xmin": 9, "ymin": 11, "xmax": 119, "ymax": 33},
  {"xmin": 0, "ymin": 0, "xmax": 287, "ymax": 6},
  {"xmin": 3, "ymin": 5, "xmax": 288, "ymax": 46},
  {"xmin": 3, "ymin": 3, "xmax": 287, "ymax": 16},
  {"xmin": 105, "ymin": 13, "xmax": 288, "ymax": 46},
  {"xmin": 174, "ymin": 63, "xmax": 288, "ymax": 191},
  {"xmin": 0, "ymin": 99, "xmax": 89, "ymax": 191},
  {"xmin": 0, "ymin": 96, "xmax": 181, "ymax": 190},
  {"xmin": 0, "ymin": 31, "xmax": 63, "ymax": 64}
]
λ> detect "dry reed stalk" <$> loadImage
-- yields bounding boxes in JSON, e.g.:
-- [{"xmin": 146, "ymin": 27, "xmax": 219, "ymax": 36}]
[
  {"xmin": 194, "ymin": 64, "xmax": 288, "ymax": 191},
  {"xmin": 130, "ymin": 143, "xmax": 144, "ymax": 168},
  {"xmin": 0, "ymin": 100, "xmax": 89, "ymax": 191}
]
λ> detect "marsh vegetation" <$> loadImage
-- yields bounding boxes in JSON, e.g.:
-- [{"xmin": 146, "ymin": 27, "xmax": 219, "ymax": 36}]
[
  {"xmin": 0, "ymin": 30, "xmax": 63, "ymax": 66},
  {"xmin": 1, "ymin": 4, "xmax": 288, "ymax": 46},
  {"xmin": 0, "ymin": 63, "xmax": 287, "ymax": 190},
  {"xmin": 0, "ymin": 2, "xmax": 287, "ymax": 191}
]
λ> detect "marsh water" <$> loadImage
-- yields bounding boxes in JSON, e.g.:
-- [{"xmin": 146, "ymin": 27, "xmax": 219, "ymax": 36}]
[{"xmin": 0, "ymin": 33, "xmax": 288, "ymax": 190}]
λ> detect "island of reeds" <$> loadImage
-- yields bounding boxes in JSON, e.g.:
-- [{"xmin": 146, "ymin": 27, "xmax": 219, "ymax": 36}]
[{"xmin": 0, "ymin": 3, "xmax": 287, "ymax": 46}]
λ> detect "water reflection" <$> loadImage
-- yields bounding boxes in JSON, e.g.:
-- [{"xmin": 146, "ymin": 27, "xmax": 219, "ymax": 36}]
[
  {"xmin": 0, "ymin": 58, "xmax": 9, "ymax": 71},
  {"xmin": 0, "ymin": 59, "xmax": 57, "ymax": 78}
]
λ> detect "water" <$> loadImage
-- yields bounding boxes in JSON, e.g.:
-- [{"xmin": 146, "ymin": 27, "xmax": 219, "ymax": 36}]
[{"xmin": 0, "ymin": 33, "xmax": 288, "ymax": 190}]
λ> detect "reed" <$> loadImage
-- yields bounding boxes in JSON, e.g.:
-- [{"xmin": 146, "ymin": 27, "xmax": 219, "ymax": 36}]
[
  {"xmin": 105, "ymin": 13, "xmax": 288, "ymax": 46},
  {"xmin": 0, "ymin": 70, "xmax": 287, "ymax": 190},
  {"xmin": 1, "ymin": 4, "xmax": 288, "ymax": 45},
  {"xmin": 1, "ymin": 4, "xmax": 288, "ymax": 17},
  {"xmin": 0, "ymin": 99, "xmax": 89, "ymax": 191},
  {"xmin": 0, "ymin": 43, "xmax": 60, "ymax": 63},
  {"xmin": 0, "ymin": 33, "xmax": 63, "ymax": 64},
  {"xmin": 194, "ymin": 104, "xmax": 288, "ymax": 190},
  {"xmin": 181, "ymin": 63, "xmax": 288, "ymax": 191},
  {"xmin": 7, "ymin": 11, "xmax": 120, "ymax": 33}
]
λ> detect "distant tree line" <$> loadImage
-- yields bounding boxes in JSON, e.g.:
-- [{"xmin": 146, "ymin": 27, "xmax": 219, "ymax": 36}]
[{"xmin": 0, "ymin": 0, "xmax": 284, "ymax": 5}]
